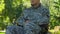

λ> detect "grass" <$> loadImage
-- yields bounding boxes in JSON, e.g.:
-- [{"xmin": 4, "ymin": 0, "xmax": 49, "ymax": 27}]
[
  {"xmin": 0, "ymin": 30, "xmax": 60, "ymax": 34},
  {"xmin": 49, "ymin": 30, "xmax": 60, "ymax": 34},
  {"xmin": 0, "ymin": 32, "xmax": 5, "ymax": 34}
]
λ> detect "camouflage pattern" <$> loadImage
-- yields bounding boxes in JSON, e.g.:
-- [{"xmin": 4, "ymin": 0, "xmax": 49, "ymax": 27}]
[
  {"xmin": 6, "ymin": 4, "xmax": 50, "ymax": 34},
  {"xmin": 6, "ymin": 25, "xmax": 25, "ymax": 34}
]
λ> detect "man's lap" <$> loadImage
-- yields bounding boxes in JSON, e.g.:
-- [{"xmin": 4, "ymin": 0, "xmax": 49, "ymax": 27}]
[{"xmin": 6, "ymin": 25, "xmax": 24, "ymax": 34}]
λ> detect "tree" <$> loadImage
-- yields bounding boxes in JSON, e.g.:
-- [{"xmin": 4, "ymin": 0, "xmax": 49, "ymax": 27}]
[
  {"xmin": 49, "ymin": 0, "xmax": 60, "ymax": 29},
  {"xmin": 3, "ymin": 0, "xmax": 23, "ymax": 23}
]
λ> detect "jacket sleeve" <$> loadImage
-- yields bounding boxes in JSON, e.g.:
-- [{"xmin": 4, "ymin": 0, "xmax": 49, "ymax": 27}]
[
  {"xmin": 38, "ymin": 7, "xmax": 50, "ymax": 25},
  {"xmin": 16, "ymin": 9, "xmax": 28, "ymax": 26}
]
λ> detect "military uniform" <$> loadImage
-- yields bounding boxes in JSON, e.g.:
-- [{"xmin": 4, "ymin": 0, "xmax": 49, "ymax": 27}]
[{"xmin": 6, "ymin": 4, "xmax": 50, "ymax": 34}]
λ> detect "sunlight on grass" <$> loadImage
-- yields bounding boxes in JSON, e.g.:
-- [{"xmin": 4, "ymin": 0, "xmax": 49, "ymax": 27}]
[
  {"xmin": 49, "ymin": 29, "xmax": 55, "ymax": 33},
  {"xmin": 49, "ymin": 30, "xmax": 60, "ymax": 34},
  {"xmin": 0, "ymin": 30, "xmax": 60, "ymax": 34},
  {"xmin": 0, "ymin": 32, "xmax": 5, "ymax": 34}
]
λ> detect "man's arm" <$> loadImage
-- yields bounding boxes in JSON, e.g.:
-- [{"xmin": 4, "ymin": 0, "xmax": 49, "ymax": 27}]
[
  {"xmin": 15, "ymin": 9, "xmax": 29, "ymax": 26},
  {"xmin": 39, "ymin": 7, "xmax": 50, "ymax": 25},
  {"xmin": 15, "ymin": 10, "xmax": 26, "ymax": 26},
  {"xmin": 38, "ymin": 7, "xmax": 50, "ymax": 34}
]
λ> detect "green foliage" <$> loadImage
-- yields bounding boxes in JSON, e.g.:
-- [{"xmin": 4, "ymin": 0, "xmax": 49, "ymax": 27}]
[
  {"xmin": 0, "ymin": 0, "xmax": 23, "ymax": 30},
  {"xmin": 49, "ymin": 0, "xmax": 60, "ymax": 29},
  {"xmin": 3, "ymin": 0, "xmax": 23, "ymax": 22}
]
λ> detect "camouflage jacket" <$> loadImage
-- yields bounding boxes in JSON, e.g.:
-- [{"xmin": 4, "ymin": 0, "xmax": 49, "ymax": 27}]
[
  {"xmin": 16, "ymin": 4, "xmax": 50, "ymax": 26},
  {"xmin": 6, "ymin": 4, "xmax": 50, "ymax": 34}
]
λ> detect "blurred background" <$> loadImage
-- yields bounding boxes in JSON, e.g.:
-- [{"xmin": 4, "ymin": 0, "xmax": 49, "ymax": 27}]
[{"xmin": 0, "ymin": 0, "xmax": 60, "ymax": 34}]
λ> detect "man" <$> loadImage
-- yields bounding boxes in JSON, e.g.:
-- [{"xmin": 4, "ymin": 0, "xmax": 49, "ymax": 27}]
[{"xmin": 6, "ymin": 0, "xmax": 50, "ymax": 34}]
